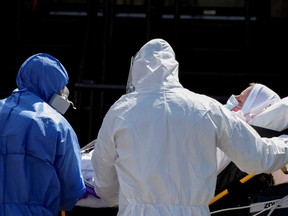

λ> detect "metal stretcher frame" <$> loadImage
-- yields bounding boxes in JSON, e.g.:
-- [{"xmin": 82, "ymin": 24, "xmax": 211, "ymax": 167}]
[
  {"xmin": 209, "ymin": 174, "xmax": 256, "ymax": 205},
  {"xmin": 209, "ymin": 167, "xmax": 288, "ymax": 206}
]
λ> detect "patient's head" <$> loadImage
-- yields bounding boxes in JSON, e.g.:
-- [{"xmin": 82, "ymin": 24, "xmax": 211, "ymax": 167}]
[
  {"xmin": 231, "ymin": 84, "xmax": 253, "ymax": 112},
  {"xmin": 225, "ymin": 83, "xmax": 281, "ymax": 122}
]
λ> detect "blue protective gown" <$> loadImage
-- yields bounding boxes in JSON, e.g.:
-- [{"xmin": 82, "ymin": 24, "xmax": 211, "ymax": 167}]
[{"xmin": 0, "ymin": 53, "xmax": 85, "ymax": 216}]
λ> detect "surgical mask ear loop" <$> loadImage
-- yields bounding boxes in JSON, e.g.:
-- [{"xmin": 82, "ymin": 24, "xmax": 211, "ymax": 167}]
[{"xmin": 68, "ymin": 100, "xmax": 76, "ymax": 110}]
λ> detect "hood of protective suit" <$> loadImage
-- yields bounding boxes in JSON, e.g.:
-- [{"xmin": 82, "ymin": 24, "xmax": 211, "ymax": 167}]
[
  {"xmin": 128, "ymin": 38, "xmax": 181, "ymax": 92},
  {"xmin": 16, "ymin": 53, "xmax": 69, "ymax": 102}
]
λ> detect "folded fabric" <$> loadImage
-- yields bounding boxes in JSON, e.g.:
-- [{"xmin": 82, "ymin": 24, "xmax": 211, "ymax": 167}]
[{"xmin": 250, "ymin": 97, "xmax": 288, "ymax": 131}]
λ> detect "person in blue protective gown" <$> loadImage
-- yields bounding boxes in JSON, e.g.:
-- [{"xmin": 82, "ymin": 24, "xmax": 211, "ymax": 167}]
[
  {"xmin": 91, "ymin": 38, "xmax": 288, "ymax": 216},
  {"xmin": 0, "ymin": 53, "xmax": 86, "ymax": 216}
]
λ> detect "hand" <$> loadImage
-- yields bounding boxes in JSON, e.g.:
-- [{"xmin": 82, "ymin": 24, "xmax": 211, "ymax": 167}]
[
  {"xmin": 79, "ymin": 186, "xmax": 100, "ymax": 200},
  {"xmin": 85, "ymin": 186, "xmax": 100, "ymax": 198}
]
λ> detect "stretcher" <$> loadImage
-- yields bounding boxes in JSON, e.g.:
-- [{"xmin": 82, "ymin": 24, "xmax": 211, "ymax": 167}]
[
  {"xmin": 209, "ymin": 126, "xmax": 288, "ymax": 216},
  {"xmin": 67, "ymin": 124, "xmax": 288, "ymax": 216},
  {"xmin": 75, "ymin": 140, "xmax": 110, "ymax": 208},
  {"xmin": 209, "ymin": 164, "xmax": 288, "ymax": 215},
  {"xmin": 65, "ymin": 97, "xmax": 288, "ymax": 215},
  {"xmin": 59, "ymin": 140, "xmax": 109, "ymax": 216}
]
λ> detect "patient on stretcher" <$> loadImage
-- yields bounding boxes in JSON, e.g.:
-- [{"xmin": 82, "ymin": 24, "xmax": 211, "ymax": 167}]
[
  {"xmin": 78, "ymin": 82, "xmax": 288, "ymax": 208},
  {"xmin": 217, "ymin": 82, "xmax": 288, "ymax": 188}
]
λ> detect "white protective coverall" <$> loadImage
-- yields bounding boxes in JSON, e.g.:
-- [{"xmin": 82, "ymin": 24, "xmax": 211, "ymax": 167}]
[{"xmin": 91, "ymin": 38, "xmax": 288, "ymax": 216}]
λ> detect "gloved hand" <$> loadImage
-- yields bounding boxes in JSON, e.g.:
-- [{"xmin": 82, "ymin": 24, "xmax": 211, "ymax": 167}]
[{"xmin": 79, "ymin": 186, "xmax": 100, "ymax": 200}]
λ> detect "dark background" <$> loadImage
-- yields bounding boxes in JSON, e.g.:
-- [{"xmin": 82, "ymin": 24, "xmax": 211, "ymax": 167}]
[{"xmin": 1, "ymin": 0, "xmax": 288, "ymax": 215}]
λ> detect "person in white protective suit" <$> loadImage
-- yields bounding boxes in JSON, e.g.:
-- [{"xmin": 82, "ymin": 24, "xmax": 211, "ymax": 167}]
[{"xmin": 91, "ymin": 38, "xmax": 288, "ymax": 216}]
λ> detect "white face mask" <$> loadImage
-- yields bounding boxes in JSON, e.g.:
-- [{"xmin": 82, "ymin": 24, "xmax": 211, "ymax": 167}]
[{"xmin": 224, "ymin": 95, "xmax": 239, "ymax": 110}]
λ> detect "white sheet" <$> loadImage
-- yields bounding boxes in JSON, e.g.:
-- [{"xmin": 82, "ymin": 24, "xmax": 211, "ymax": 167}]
[
  {"xmin": 250, "ymin": 97, "xmax": 288, "ymax": 185},
  {"xmin": 77, "ymin": 141, "xmax": 110, "ymax": 208}
]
